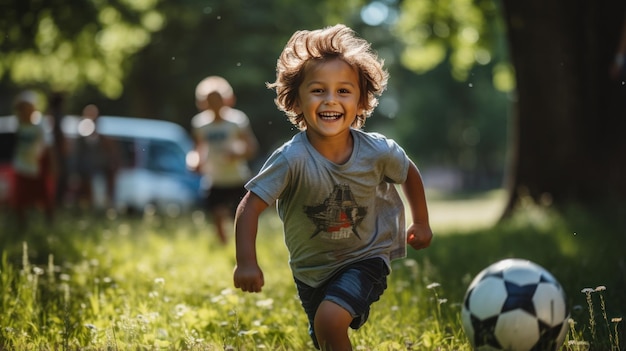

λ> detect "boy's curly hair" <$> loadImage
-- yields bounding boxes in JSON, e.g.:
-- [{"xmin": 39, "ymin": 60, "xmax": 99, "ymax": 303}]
[{"xmin": 267, "ymin": 24, "xmax": 389, "ymax": 130}]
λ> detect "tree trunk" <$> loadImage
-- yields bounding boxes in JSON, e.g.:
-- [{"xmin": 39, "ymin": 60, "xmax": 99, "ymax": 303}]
[{"xmin": 501, "ymin": 0, "xmax": 626, "ymax": 216}]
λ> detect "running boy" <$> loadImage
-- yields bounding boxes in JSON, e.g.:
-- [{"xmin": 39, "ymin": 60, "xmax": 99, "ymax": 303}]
[{"xmin": 233, "ymin": 24, "xmax": 433, "ymax": 350}]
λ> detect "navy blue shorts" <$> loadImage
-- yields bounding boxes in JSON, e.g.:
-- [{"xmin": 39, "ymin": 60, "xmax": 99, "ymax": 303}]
[
  {"xmin": 204, "ymin": 185, "xmax": 246, "ymax": 212},
  {"xmin": 294, "ymin": 257, "xmax": 389, "ymax": 349}
]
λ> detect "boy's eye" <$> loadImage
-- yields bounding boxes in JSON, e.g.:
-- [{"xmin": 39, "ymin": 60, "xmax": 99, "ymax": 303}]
[{"xmin": 308, "ymin": 87, "xmax": 352, "ymax": 94}]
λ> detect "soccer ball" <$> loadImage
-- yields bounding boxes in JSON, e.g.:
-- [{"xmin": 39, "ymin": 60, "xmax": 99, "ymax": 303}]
[{"xmin": 461, "ymin": 258, "xmax": 569, "ymax": 351}]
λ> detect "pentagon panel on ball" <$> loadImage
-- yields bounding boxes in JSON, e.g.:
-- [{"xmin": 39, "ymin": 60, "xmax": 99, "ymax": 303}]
[{"xmin": 461, "ymin": 258, "xmax": 569, "ymax": 351}]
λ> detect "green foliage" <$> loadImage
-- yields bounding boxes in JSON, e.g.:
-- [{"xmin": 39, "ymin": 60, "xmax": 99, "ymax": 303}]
[
  {"xmin": 0, "ymin": 0, "xmax": 164, "ymax": 98},
  {"xmin": 0, "ymin": 0, "xmax": 511, "ymax": 191},
  {"xmin": 394, "ymin": 0, "xmax": 506, "ymax": 83},
  {"xmin": 0, "ymin": 196, "xmax": 623, "ymax": 350}
]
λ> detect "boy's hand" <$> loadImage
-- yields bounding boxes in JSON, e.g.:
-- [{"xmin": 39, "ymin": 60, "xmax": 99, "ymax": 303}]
[
  {"xmin": 406, "ymin": 223, "xmax": 433, "ymax": 251},
  {"xmin": 233, "ymin": 263, "xmax": 265, "ymax": 293}
]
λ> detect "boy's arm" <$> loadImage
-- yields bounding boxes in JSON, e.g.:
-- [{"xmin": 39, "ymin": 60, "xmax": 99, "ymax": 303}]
[
  {"xmin": 233, "ymin": 191, "xmax": 269, "ymax": 292},
  {"xmin": 401, "ymin": 161, "xmax": 433, "ymax": 251},
  {"xmin": 190, "ymin": 131, "xmax": 205, "ymax": 173}
]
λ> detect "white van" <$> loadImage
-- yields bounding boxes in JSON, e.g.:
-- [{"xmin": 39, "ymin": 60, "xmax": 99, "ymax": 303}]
[
  {"xmin": 0, "ymin": 114, "xmax": 202, "ymax": 214},
  {"xmin": 64, "ymin": 115, "xmax": 202, "ymax": 214}
]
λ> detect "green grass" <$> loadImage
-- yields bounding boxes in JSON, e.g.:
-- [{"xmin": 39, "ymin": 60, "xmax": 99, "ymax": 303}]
[{"xmin": 0, "ymin": 192, "xmax": 624, "ymax": 350}]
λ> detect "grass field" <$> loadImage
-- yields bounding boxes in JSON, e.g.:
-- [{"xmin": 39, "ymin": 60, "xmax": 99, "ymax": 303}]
[
  {"xmin": 0, "ymin": 190, "xmax": 624, "ymax": 350},
  {"xmin": 427, "ymin": 189, "xmax": 507, "ymax": 232}
]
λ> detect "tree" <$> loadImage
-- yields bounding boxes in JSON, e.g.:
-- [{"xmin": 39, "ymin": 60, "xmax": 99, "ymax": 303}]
[
  {"xmin": 499, "ymin": 0, "xmax": 626, "ymax": 214},
  {"xmin": 0, "ymin": 0, "xmax": 165, "ymax": 99},
  {"xmin": 8, "ymin": 0, "xmax": 624, "ymax": 215},
  {"xmin": 395, "ymin": 0, "xmax": 626, "ymax": 214}
]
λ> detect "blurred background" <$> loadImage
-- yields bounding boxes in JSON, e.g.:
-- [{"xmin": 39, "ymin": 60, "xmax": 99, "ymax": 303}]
[{"xmin": 1, "ymin": 0, "xmax": 625, "ymax": 217}]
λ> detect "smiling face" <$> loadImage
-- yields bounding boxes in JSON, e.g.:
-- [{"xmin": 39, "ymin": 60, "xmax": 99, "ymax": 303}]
[{"xmin": 294, "ymin": 58, "xmax": 364, "ymax": 140}]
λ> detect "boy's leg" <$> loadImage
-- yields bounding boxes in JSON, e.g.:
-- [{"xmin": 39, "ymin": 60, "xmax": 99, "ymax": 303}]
[
  {"xmin": 207, "ymin": 186, "xmax": 246, "ymax": 245},
  {"xmin": 212, "ymin": 206, "xmax": 228, "ymax": 244},
  {"xmin": 295, "ymin": 258, "xmax": 389, "ymax": 350},
  {"xmin": 314, "ymin": 300, "xmax": 353, "ymax": 351}
]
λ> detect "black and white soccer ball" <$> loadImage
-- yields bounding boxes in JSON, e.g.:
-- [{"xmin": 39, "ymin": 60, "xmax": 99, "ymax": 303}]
[{"xmin": 461, "ymin": 258, "xmax": 569, "ymax": 351}]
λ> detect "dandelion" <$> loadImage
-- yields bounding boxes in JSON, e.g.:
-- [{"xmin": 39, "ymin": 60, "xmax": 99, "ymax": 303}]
[
  {"xmin": 612, "ymin": 317, "xmax": 622, "ymax": 349},
  {"xmin": 157, "ymin": 328, "xmax": 168, "ymax": 339},
  {"xmin": 426, "ymin": 282, "xmax": 440, "ymax": 290},
  {"xmin": 592, "ymin": 285, "xmax": 618, "ymax": 349},
  {"xmin": 403, "ymin": 259, "xmax": 417, "ymax": 267},
  {"xmin": 581, "ymin": 287, "xmax": 596, "ymax": 339},
  {"xmin": 210, "ymin": 295, "xmax": 224, "ymax": 304},
  {"xmin": 184, "ymin": 329, "xmax": 205, "ymax": 348},
  {"xmin": 174, "ymin": 304, "xmax": 189, "ymax": 318},
  {"xmin": 567, "ymin": 340, "xmax": 590, "ymax": 351},
  {"xmin": 425, "ymin": 282, "xmax": 445, "ymax": 334},
  {"xmin": 256, "ymin": 298, "xmax": 274, "ymax": 308}
]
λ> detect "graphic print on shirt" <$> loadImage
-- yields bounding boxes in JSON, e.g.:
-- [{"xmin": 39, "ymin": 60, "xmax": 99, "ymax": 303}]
[
  {"xmin": 304, "ymin": 184, "xmax": 367, "ymax": 240},
  {"xmin": 205, "ymin": 129, "xmax": 229, "ymax": 147}
]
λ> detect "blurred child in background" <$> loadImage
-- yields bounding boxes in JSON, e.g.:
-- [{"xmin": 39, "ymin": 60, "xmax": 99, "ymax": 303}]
[
  {"xmin": 191, "ymin": 76, "xmax": 259, "ymax": 244},
  {"xmin": 74, "ymin": 104, "xmax": 119, "ymax": 211},
  {"xmin": 12, "ymin": 90, "xmax": 56, "ymax": 229}
]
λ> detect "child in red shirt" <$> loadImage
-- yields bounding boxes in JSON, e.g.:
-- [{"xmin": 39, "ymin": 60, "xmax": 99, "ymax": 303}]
[{"xmin": 11, "ymin": 91, "xmax": 55, "ymax": 229}]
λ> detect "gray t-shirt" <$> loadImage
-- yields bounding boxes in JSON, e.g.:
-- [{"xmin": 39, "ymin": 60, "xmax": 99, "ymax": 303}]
[{"xmin": 246, "ymin": 129, "xmax": 409, "ymax": 287}]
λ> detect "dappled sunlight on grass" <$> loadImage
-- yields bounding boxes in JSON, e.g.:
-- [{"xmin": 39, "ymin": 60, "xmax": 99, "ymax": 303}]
[
  {"xmin": 425, "ymin": 188, "xmax": 506, "ymax": 233},
  {"xmin": 0, "ymin": 194, "xmax": 623, "ymax": 349}
]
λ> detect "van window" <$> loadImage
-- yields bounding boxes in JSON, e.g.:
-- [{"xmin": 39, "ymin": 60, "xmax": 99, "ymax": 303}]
[
  {"xmin": 146, "ymin": 141, "xmax": 186, "ymax": 173},
  {"xmin": 112, "ymin": 138, "xmax": 137, "ymax": 169}
]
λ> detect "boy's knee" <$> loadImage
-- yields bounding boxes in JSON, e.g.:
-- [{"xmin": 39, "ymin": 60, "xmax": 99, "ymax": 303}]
[
  {"xmin": 314, "ymin": 300, "xmax": 352, "ymax": 332},
  {"xmin": 313, "ymin": 301, "xmax": 354, "ymax": 350}
]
